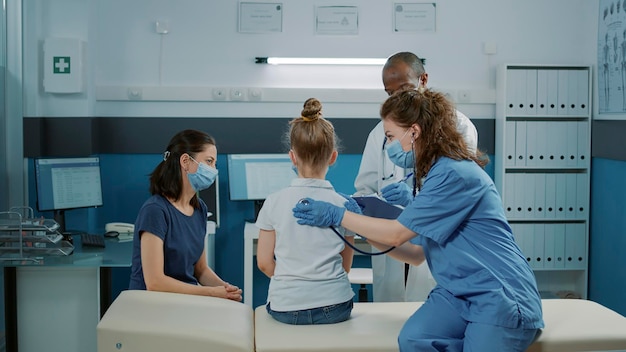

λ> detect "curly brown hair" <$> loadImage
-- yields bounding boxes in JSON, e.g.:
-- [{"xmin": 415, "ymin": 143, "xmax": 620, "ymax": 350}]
[{"xmin": 380, "ymin": 89, "xmax": 488, "ymax": 190}]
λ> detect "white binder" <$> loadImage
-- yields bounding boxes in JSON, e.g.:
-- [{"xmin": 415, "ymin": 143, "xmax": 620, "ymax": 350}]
[
  {"xmin": 525, "ymin": 69, "xmax": 538, "ymax": 115},
  {"xmin": 565, "ymin": 173, "xmax": 578, "ymax": 220},
  {"xmin": 543, "ymin": 223, "xmax": 556, "ymax": 269},
  {"xmin": 514, "ymin": 173, "xmax": 526, "ymax": 219},
  {"xmin": 525, "ymin": 121, "xmax": 538, "ymax": 167},
  {"xmin": 546, "ymin": 69, "xmax": 559, "ymax": 116},
  {"xmin": 535, "ymin": 121, "xmax": 547, "ymax": 167},
  {"xmin": 533, "ymin": 223, "xmax": 545, "ymax": 269},
  {"xmin": 536, "ymin": 69, "xmax": 548, "ymax": 115},
  {"xmin": 553, "ymin": 223, "xmax": 566, "ymax": 269},
  {"xmin": 577, "ymin": 69, "xmax": 590, "ymax": 116},
  {"xmin": 544, "ymin": 173, "xmax": 557, "ymax": 219},
  {"xmin": 534, "ymin": 173, "xmax": 546, "ymax": 219},
  {"xmin": 503, "ymin": 173, "xmax": 516, "ymax": 218},
  {"xmin": 515, "ymin": 121, "xmax": 527, "ymax": 167},
  {"xmin": 576, "ymin": 173, "xmax": 589, "ymax": 219},
  {"xmin": 573, "ymin": 223, "xmax": 587, "ymax": 269},
  {"xmin": 553, "ymin": 121, "xmax": 568, "ymax": 168},
  {"xmin": 577, "ymin": 121, "xmax": 589, "ymax": 168},
  {"xmin": 568, "ymin": 69, "xmax": 580, "ymax": 116},
  {"xmin": 565, "ymin": 121, "xmax": 579, "ymax": 167},
  {"xmin": 554, "ymin": 173, "xmax": 567, "ymax": 219},
  {"xmin": 557, "ymin": 69, "xmax": 570, "ymax": 116},
  {"xmin": 545, "ymin": 121, "xmax": 557, "ymax": 166},
  {"xmin": 565, "ymin": 223, "xmax": 586, "ymax": 269},
  {"xmin": 506, "ymin": 69, "xmax": 521, "ymax": 115},
  {"xmin": 524, "ymin": 172, "xmax": 536, "ymax": 218},
  {"xmin": 505, "ymin": 121, "xmax": 517, "ymax": 167}
]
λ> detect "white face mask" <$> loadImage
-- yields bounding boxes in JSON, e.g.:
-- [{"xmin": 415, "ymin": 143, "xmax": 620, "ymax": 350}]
[{"xmin": 187, "ymin": 156, "xmax": 218, "ymax": 191}]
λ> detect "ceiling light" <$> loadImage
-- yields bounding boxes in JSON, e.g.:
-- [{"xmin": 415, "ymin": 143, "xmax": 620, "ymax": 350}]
[{"xmin": 255, "ymin": 57, "xmax": 387, "ymax": 65}]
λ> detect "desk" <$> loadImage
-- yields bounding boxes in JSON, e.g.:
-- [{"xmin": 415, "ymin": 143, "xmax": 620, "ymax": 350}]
[
  {"xmin": 1, "ymin": 235, "xmax": 133, "ymax": 352},
  {"xmin": 244, "ymin": 222, "xmax": 373, "ymax": 306}
]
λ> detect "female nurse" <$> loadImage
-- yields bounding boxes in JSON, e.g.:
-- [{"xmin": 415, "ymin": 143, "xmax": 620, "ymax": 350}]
[
  {"xmin": 129, "ymin": 129, "xmax": 242, "ymax": 301},
  {"xmin": 293, "ymin": 89, "xmax": 543, "ymax": 351}
]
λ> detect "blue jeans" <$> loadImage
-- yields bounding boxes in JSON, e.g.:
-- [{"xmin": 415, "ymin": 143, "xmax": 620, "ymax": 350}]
[{"xmin": 266, "ymin": 299, "xmax": 353, "ymax": 325}]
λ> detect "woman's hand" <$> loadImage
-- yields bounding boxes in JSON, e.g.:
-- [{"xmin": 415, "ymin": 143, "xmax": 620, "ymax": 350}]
[
  {"xmin": 209, "ymin": 283, "xmax": 242, "ymax": 302},
  {"xmin": 381, "ymin": 182, "xmax": 413, "ymax": 206},
  {"xmin": 292, "ymin": 198, "xmax": 345, "ymax": 227}
]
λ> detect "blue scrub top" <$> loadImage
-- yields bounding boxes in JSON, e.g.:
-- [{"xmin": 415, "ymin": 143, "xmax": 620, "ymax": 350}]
[{"xmin": 397, "ymin": 157, "xmax": 544, "ymax": 329}]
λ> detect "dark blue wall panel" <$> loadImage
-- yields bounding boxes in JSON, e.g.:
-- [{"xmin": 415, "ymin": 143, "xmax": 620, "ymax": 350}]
[{"xmin": 589, "ymin": 158, "xmax": 626, "ymax": 316}]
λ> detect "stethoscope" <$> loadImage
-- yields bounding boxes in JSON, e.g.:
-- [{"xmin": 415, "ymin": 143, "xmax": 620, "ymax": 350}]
[
  {"xmin": 298, "ymin": 198, "xmax": 396, "ymax": 256},
  {"xmin": 381, "ymin": 137, "xmax": 396, "ymax": 181}
]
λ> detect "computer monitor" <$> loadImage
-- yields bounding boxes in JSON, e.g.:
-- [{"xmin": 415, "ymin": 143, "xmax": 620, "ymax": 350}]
[
  {"xmin": 227, "ymin": 153, "xmax": 296, "ymax": 219},
  {"xmin": 34, "ymin": 156, "xmax": 104, "ymax": 233}
]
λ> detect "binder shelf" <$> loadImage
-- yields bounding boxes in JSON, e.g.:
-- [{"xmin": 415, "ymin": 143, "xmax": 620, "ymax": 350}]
[
  {"xmin": 0, "ymin": 207, "xmax": 74, "ymax": 262},
  {"xmin": 495, "ymin": 64, "xmax": 592, "ymax": 299}
]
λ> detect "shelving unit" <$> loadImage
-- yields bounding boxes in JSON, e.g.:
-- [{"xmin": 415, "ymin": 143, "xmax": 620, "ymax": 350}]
[
  {"xmin": 0, "ymin": 206, "xmax": 73, "ymax": 262},
  {"xmin": 495, "ymin": 64, "xmax": 591, "ymax": 299}
]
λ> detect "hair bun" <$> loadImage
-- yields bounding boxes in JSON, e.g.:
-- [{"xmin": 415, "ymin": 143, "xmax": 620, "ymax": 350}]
[{"xmin": 301, "ymin": 98, "xmax": 322, "ymax": 121}]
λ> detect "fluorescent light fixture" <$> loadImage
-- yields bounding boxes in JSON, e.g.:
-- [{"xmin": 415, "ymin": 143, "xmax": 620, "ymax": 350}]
[{"xmin": 255, "ymin": 57, "xmax": 386, "ymax": 65}]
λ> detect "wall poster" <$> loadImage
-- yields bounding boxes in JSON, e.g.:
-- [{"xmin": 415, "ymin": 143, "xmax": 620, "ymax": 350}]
[{"xmin": 599, "ymin": 0, "xmax": 626, "ymax": 114}]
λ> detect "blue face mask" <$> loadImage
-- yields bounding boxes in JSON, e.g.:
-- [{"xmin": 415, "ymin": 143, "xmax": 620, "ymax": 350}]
[
  {"xmin": 188, "ymin": 157, "xmax": 218, "ymax": 192},
  {"xmin": 385, "ymin": 130, "xmax": 415, "ymax": 168}
]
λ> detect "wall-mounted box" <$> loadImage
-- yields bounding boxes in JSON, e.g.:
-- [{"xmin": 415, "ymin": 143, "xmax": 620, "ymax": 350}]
[{"xmin": 43, "ymin": 38, "xmax": 85, "ymax": 93}]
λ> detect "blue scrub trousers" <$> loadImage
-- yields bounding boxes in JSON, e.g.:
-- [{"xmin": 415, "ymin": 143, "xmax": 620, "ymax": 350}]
[{"xmin": 398, "ymin": 290, "xmax": 540, "ymax": 352}]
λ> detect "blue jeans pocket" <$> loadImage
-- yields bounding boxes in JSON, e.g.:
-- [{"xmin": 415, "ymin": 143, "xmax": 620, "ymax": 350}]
[{"xmin": 267, "ymin": 299, "xmax": 353, "ymax": 325}]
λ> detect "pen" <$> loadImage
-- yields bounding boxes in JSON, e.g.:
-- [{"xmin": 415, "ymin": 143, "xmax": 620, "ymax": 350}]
[{"xmin": 399, "ymin": 172, "xmax": 414, "ymax": 183}]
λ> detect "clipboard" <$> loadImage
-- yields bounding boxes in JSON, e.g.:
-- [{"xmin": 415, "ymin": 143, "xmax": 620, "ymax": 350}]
[{"xmin": 352, "ymin": 195, "xmax": 403, "ymax": 220}]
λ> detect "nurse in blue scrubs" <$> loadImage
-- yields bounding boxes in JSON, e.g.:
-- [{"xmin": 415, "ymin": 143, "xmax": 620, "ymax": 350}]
[{"xmin": 293, "ymin": 88, "xmax": 544, "ymax": 352}]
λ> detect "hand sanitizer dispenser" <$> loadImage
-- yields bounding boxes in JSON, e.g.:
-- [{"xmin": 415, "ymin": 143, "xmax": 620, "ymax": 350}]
[{"xmin": 43, "ymin": 38, "xmax": 85, "ymax": 93}]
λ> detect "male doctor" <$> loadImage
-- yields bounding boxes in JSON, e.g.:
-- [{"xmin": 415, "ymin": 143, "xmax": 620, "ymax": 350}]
[{"xmin": 354, "ymin": 51, "xmax": 478, "ymax": 301}]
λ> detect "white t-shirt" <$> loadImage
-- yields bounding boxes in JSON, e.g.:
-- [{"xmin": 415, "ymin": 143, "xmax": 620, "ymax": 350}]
[{"xmin": 255, "ymin": 178, "xmax": 355, "ymax": 311}]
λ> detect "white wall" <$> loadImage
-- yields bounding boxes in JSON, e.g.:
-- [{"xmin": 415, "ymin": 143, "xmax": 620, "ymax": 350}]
[{"xmin": 22, "ymin": 0, "xmax": 599, "ymax": 119}]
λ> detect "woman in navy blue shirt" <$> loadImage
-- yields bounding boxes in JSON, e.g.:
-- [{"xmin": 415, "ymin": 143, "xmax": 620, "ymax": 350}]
[{"xmin": 129, "ymin": 129, "xmax": 242, "ymax": 301}]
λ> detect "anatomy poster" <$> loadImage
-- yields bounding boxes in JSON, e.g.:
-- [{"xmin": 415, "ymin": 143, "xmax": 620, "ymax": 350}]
[{"xmin": 599, "ymin": 0, "xmax": 626, "ymax": 113}]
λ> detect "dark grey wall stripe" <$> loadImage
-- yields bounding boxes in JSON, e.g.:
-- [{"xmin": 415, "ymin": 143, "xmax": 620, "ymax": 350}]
[
  {"xmin": 23, "ymin": 117, "xmax": 495, "ymax": 157},
  {"xmin": 591, "ymin": 120, "xmax": 626, "ymax": 161}
]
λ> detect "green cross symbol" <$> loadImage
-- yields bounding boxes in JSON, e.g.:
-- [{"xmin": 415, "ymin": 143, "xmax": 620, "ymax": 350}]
[{"xmin": 53, "ymin": 56, "xmax": 71, "ymax": 74}]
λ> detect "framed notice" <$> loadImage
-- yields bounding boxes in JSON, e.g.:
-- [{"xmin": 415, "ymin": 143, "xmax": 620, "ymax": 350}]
[
  {"xmin": 393, "ymin": 3, "xmax": 436, "ymax": 33},
  {"xmin": 239, "ymin": 2, "xmax": 283, "ymax": 33},
  {"xmin": 316, "ymin": 6, "xmax": 359, "ymax": 35}
]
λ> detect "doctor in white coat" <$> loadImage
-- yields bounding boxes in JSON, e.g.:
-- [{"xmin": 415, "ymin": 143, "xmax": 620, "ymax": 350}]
[{"xmin": 354, "ymin": 52, "xmax": 478, "ymax": 302}]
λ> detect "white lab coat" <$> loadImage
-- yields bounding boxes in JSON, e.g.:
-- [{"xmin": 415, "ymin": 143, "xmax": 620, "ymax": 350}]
[{"xmin": 354, "ymin": 110, "xmax": 478, "ymax": 302}]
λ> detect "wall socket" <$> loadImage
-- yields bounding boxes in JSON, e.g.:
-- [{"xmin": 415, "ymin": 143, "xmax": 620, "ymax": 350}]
[
  {"xmin": 127, "ymin": 87, "xmax": 142, "ymax": 100},
  {"xmin": 230, "ymin": 88, "xmax": 246, "ymax": 101},
  {"xmin": 248, "ymin": 88, "xmax": 262, "ymax": 101},
  {"xmin": 212, "ymin": 88, "xmax": 227, "ymax": 100}
]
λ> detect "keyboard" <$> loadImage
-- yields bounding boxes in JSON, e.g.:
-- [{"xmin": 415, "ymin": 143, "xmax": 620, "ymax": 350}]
[{"xmin": 81, "ymin": 233, "xmax": 106, "ymax": 248}]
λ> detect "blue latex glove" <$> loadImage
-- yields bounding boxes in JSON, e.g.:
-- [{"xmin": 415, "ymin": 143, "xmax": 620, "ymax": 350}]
[
  {"xmin": 293, "ymin": 198, "xmax": 345, "ymax": 227},
  {"xmin": 381, "ymin": 182, "xmax": 413, "ymax": 207},
  {"xmin": 338, "ymin": 192, "xmax": 363, "ymax": 215}
]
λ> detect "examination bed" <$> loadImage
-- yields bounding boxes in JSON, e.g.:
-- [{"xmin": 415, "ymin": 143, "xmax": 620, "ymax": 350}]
[{"xmin": 98, "ymin": 290, "xmax": 626, "ymax": 352}]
